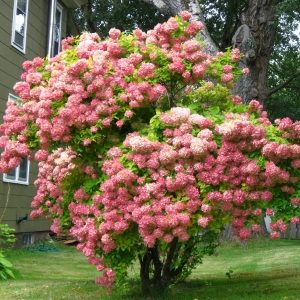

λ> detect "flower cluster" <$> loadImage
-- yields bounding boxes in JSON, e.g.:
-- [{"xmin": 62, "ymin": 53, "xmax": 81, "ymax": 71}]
[{"xmin": 30, "ymin": 147, "xmax": 76, "ymax": 234}]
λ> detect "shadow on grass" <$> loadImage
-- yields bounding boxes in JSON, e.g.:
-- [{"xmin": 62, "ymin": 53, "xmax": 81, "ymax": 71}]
[{"xmin": 121, "ymin": 268, "xmax": 300, "ymax": 300}]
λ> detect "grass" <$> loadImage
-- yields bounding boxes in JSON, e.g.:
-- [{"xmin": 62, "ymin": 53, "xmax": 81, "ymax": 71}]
[{"xmin": 1, "ymin": 239, "xmax": 300, "ymax": 299}]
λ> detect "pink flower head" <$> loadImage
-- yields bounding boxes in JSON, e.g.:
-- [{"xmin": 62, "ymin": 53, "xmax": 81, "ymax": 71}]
[
  {"xmin": 251, "ymin": 224, "xmax": 261, "ymax": 233},
  {"xmin": 184, "ymin": 21, "xmax": 204, "ymax": 36},
  {"xmin": 159, "ymin": 145, "xmax": 177, "ymax": 165},
  {"xmin": 107, "ymin": 147, "xmax": 122, "ymax": 158},
  {"xmin": 197, "ymin": 216, "xmax": 209, "ymax": 228},
  {"xmin": 134, "ymin": 28, "xmax": 145, "ymax": 40},
  {"xmin": 126, "ymin": 134, "xmax": 155, "ymax": 153},
  {"xmin": 13, "ymin": 81, "xmax": 30, "ymax": 98},
  {"xmin": 232, "ymin": 95, "xmax": 242, "ymax": 104},
  {"xmin": 249, "ymin": 100, "xmax": 262, "ymax": 112},
  {"xmin": 169, "ymin": 61, "xmax": 185, "ymax": 73},
  {"xmin": 74, "ymin": 188, "xmax": 89, "ymax": 201},
  {"xmin": 124, "ymin": 110, "xmax": 134, "ymax": 119},
  {"xmin": 90, "ymin": 126, "xmax": 98, "ymax": 133},
  {"xmin": 291, "ymin": 217, "xmax": 300, "ymax": 224},
  {"xmin": 26, "ymin": 72, "xmax": 42, "ymax": 85},
  {"xmin": 109, "ymin": 28, "xmax": 121, "ymax": 40},
  {"xmin": 243, "ymin": 67, "xmax": 250, "ymax": 75},
  {"xmin": 222, "ymin": 65, "xmax": 233, "ymax": 74},
  {"xmin": 182, "ymin": 71, "xmax": 191, "ymax": 80},
  {"xmin": 179, "ymin": 10, "xmax": 191, "ymax": 21},
  {"xmin": 253, "ymin": 208, "xmax": 262, "ymax": 216},
  {"xmin": 238, "ymin": 228, "xmax": 251, "ymax": 240},
  {"xmin": 231, "ymin": 48, "xmax": 240, "ymax": 62},
  {"xmin": 189, "ymin": 114, "xmax": 212, "ymax": 128},
  {"xmin": 291, "ymin": 198, "xmax": 300, "ymax": 206},
  {"xmin": 160, "ymin": 107, "xmax": 191, "ymax": 126},
  {"xmin": 34, "ymin": 150, "xmax": 48, "ymax": 161},
  {"xmin": 138, "ymin": 63, "xmax": 156, "ymax": 78},
  {"xmin": 270, "ymin": 231, "xmax": 280, "ymax": 239},
  {"xmin": 102, "ymin": 118, "xmax": 111, "ymax": 127},
  {"xmin": 22, "ymin": 60, "xmax": 33, "ymax": 70},
  {"xmin": 221, "ymin": 73, "xmax": 234, "ymax": 83},
  {"xmin": 192, "ymin": 64, "xmax": 206, "ymax": 78},
  {"xmin": 201, "ymin": 204, "xmax": 211, "ymax": 213},
  {"xmin": 83, "ymin": 138, "xmax": 91, "ymax": 146},
  {"xmin": 183, "ymin": 40, "xmax": 201, "ymax": 53},
  {"xmin": 95, "ymin": 268, "xmax": 116, "ymax": 289},
  {"xmin": 116, "ymin": 119, "xmax": 124, "ymax": 128}
]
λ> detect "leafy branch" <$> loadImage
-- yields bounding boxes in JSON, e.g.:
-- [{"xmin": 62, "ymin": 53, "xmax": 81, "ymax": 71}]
[{"xmin": 268, "ymin": 68, "xmax": 300, "ymax": 96}]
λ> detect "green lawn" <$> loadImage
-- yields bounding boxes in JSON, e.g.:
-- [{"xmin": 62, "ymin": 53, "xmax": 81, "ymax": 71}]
[{"xmin": 1, "ymin": 239, "xmax": 300, "ymax": 299}]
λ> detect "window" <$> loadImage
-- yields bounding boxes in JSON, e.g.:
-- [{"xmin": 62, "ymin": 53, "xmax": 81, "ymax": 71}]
[
  {"xmin": 51, "ymin": 3, "xmax": 63, "ymax": 57},
  {"xmin": 3, "ymin": 158, "xmax": 30, "ymax": 185},
  {"xmin": 22, "ymin": 233, "xmax": 34, "ymax": 246},
  {"xmin": 11, "ymin": 0, "xmax": 29, "ymax": 53},
  {"xmin": 3, "ymin": 94, "xmax": 30, "ymax": 185},
  {"xmin": 7, "ymin": 93, "xmax": 21, "ymax": 105}
]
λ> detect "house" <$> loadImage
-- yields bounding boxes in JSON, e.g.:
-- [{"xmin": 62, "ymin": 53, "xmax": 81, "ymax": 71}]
[{"xmin": 0, "ymin": 0, "xmax": 86, "ymax": 247}]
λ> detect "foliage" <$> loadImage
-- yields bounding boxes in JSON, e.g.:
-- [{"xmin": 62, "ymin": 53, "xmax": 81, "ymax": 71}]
[
  {"xmin": 71, "ymin": 0, "xmax": 170, "ymax": 37},
  {"xmin": 266, "ymin": 47, "xmax": 300, "ymax": 122},
  {"xmin": 0, "ymin": 223, "xmax": 16, "ymax": 248},
  {"xmin": 25, "ymin": 240, "xmax": 60, "ymax": 252},
  {"xmin": 199, "ymin": 0, "xmax": 247, "ymax": 50},
  {"xmin": 0, "ymin": 251, "xmax": 15, "ymax": 280},
  {"xmin": 0, "ymin": 224, "xmax": 16, "ymax": 280},
  {"xmin": 265, "ymin": 0, "xmax": 300, "ymax": 121},
  {"xmin": 1, "ymin": 11, "xmax": 300, "ymax": 294}
]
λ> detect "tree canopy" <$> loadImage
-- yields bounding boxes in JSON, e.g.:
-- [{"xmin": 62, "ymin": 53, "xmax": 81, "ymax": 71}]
[
  {"xmin": 265, "ymin": 0, "xmax": 300, "ymax": 121},
  {"xmin": 71, "ymin": 0, "xmax": 170, "ymax": 37}
]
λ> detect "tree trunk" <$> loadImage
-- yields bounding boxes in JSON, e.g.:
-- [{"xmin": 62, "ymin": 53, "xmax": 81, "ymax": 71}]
[
  {"xmin": 138, "ymin": 239, "xmax": 179, "ymax": 296},
  {"xmin": 143, "ymin": 0, "xmax": 278, "ymax": 103},
  {"xmin": 233, "ymin": 0, "xmax": 277, "ymax": 103}
]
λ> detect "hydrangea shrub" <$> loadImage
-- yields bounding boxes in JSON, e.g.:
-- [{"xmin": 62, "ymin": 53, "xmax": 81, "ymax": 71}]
[{"xmin": 1, "ymin": 11, "xmax": 300, "ymax": 293}]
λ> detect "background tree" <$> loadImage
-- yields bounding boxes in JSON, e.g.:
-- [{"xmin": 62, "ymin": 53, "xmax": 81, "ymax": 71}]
[
  {"xmin": 71, "ymin": 0, "xmax": 170, "ymax": 37},
  {"xmin": 264, "ymin": 0, "xmax": 300, "ymax": 121},
  {"xmin": 199, "ymin": 0, "xmax": 300, "ymax": 120}
]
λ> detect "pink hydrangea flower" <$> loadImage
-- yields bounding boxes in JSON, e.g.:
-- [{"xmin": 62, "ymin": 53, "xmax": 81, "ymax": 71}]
[
  {"xmin": 243, "ymin": 67, "xmax": 250, "ymax": 75},
  {"xmin": 179, "ymin": 10, "xmax": 191, "ymax": 21},
  {"xmin": 109, "ymin": 28, "xmax": 121, "ymax": 40},
  {"xmin": 221, "ymin": 73, "xmax": 234, "ymax": 83},
  {"xmin": 197, "ymin": 217, "xmax": 209, "ymax": 228}
]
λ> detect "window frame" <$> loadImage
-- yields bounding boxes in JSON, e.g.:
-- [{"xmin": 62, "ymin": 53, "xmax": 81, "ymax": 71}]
[
  {"xmin": 2, "ymin": 94, "xmax": 30, "ymax": 185},
  {"xmin": 51, "ymin": 2, "xmax": 63, "ymax": 57},
  {"xmin": 11, "ymin": 0, "xmax": 29, "ymax": 54}
]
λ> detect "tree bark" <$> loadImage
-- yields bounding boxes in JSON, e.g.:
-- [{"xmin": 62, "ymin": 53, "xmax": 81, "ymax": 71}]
[
  {"xmin": 139, "ymin": 251, "xmax": 152, "ymax": 296},
  {"xmin": 143, "ymin": 0, "xmax": 278, "ymax": 104},
  {"xmin": 234, "ymin": 0, "xmax": 277, "ymax": 103},
  {"xmin": 138, "ymin": 239, "xmax": 180, "ymax": 296},
  {"xmin": 84, "ymin": 0, "xmax": 98, "ymax": 33}
]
